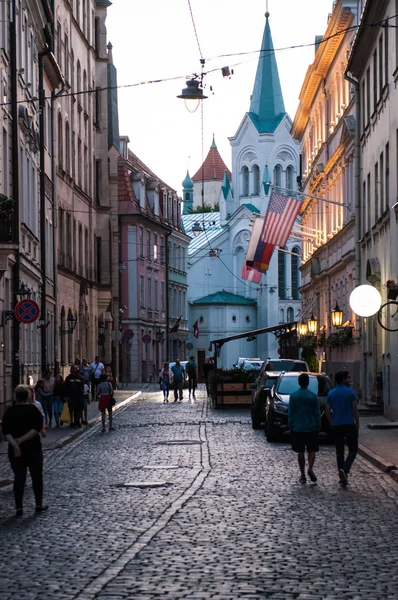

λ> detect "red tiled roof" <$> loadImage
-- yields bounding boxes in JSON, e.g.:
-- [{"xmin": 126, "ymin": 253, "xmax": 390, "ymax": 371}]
[
  {"xmin": 118, "ymin": 162, "xmax": 135, "ymax": 202},
  {"xmin": 192, "ymin": 146, "xmax": 231, "ymax": 182}
]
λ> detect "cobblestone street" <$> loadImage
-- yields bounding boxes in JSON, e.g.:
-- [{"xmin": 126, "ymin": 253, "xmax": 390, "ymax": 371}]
[{"xmin": 1, "ymin": 386, "xmax": 398, "ymax": 600}]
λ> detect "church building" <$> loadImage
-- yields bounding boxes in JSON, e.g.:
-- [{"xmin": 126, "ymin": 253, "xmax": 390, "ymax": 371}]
[{"xmin": 182, "ymin": 11, "xmax": 302, "ymax": 370}]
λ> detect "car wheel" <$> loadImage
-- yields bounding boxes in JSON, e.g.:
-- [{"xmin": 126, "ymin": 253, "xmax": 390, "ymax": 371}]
[
  {"xmin": 251, "ymin": 416, "xmax": 262, "ymax": 430},
  {"xmin": 266, "ymin": 421, "xmax": 278, "ymax": 442}
]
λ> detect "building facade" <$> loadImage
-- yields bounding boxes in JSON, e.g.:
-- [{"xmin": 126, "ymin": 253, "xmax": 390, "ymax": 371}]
[
  {"xmin": 291, "ymin": 0, "xmax": 361, "ymax": 390},
  {"xmin": 347, "ymin": 0, "xmax": 398, "ymax": 416}
]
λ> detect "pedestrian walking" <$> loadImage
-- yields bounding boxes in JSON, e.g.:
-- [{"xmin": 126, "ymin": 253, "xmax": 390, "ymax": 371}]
[
  {"xmin": 28, "ymin": 385, "xmax": 46, "ymax": 437},
  {"xmin": 186, "ymin": 356, "xmax": 197, "ymax": 398},
  {"xmin": 171, "ymin": 359, "xmax": 185, "ymax": 402},
  {"xmin": 159, "ymin": 362, "xmax": 173, "ymax": 402},
  {"xmin": 325, "ymin": 369, "xmax": 359, "ymax": 487},
  {"xmin": 1, "ymin": 384, "xmax": 47, "ymax": 517},
  {"xmin": 80, "ymin": 358, "xmax": 92, "ymax": 394},
  {"xmin": 91, "ymin": 356, "xmax": 105, "ymax": 400},
  {"xmin": 64, "ymin": 365, "xmax": 85, "ymax": 428},
  {"xmin": 39, "ymin": 371, "xmax": 55, "ymax": 426},
  {"xmin": 203, "ymin": 356, "xmax": 214, "ymax": 396},
  {"xmin": 97, "ymin": 374, "xmax": 115, "ymax": 433},
  {"xmin": 53, "ymin": 375, "xmax": 65, "ymax": 427},
  {"xmin": 288, "ymin": 372, "xmax": 320, "ymax": 484}
]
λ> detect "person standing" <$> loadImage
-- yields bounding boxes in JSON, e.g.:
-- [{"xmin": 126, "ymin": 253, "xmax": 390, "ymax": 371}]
[
  {"xmin": 326, "ymin": 369, "xmax": 359, "ymax": 487},
  {"xmin": 97, "ymin": 373, "xmax": 115, "ymax": 433},
  {"xmin": 171, "ymin": 359, "xmax": 185, "ymax": 402},
  {"xmin": 64, "ymin": 365, "xmax": 85, "ymax": 428},
  {"xmin": 288, "ymin": 373, "xmax": 320, "ymax": 484},
  {"xmin": 203, "ymin": 357, "xmax": 214, "ymax": 397},
  {"xmin": 159, "ymin": 362, "xmax": 172, "ymax": 402},
  {"xmin": 91, "ymin": 356, "xmax": 105, "ymax": 400},
  {"xmin": 52, "ymin": 375, "xmax": 65, "ymax": 427},
  {"xmin": 1, "ymin": 385, "xmax": 47, "ymax": 517},
  {"xmin": 80, "ymin": 358, "xmax": 92, "ymax": 394},
  {"xmin": 186, "ymin": 356, "xmax": 198, "ymax": 398}
]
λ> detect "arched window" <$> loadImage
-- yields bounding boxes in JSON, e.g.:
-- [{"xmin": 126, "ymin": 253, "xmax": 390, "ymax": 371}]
[
  {"xmin": 287, "ymin": 307, "xmax": 294, "ymax": 322},
  {"xmin": 83, "ymin": 70, "xmax": 87, "ymax": 112},
  {"xmin": 185, "ymin": 192, "xmax": 190, "ymax": 201},
  {"xmin": 291, "ymin": 246, "xmax": 300, "ymax": 299},
  {"xmin": 58, "ymin": 113, "xmax": 63, "ymax": 168},
  {"xmin": 252, "ymin": 164, "xmax": 260, "ymax": 195},
  {"xmin": 235, "ymin": 246, "xmax": 245, "ymax": 296},
  {"xmin": 65, "ymin": 122, "xmax": 70, "ymax": 173},
  {"xmin": 286, "ymin": 165, "xmax": 295, "ymax": 190},
  {"xmin": 279, "ymin": 308, "xmax": 284, "ymax": 324},
  {"xmin": 274, "ymin": 164, "xmax": 282, "ymax": 187},
  {"xmin": 76, "ymin": 60, "xmax": 81, "ymax": 95},
  {"xmin": 60, "ymin": 307, "xmax": 66, "ymax": 365},
  {"xmin": 278, "ymin": 247, "xmax": 286, "ymax": 299},
  {"xmin": 242, "ymin": 166, "xmax": 249, "ymax": 196}
]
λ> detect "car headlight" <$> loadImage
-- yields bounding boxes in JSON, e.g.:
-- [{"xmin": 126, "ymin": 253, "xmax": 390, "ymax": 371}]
[{"xmin": 273, "ymin": 401, "xmax": 288, "ymax": 413}]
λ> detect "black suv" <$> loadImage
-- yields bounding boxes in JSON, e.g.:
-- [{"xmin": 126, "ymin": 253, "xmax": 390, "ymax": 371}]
[
  {"xmin": 250, "ymin": 359, "xmax": 309, "ymax": 430},
  {"xmin": 265, "ymin": 372, "xmax": 332, "ymax": 442}
]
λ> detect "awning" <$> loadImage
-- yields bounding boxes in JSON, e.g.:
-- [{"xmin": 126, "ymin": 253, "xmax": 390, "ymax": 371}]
[{"xmin": 210, "ymin": 321, "xmax": 297, "ymax": 349}]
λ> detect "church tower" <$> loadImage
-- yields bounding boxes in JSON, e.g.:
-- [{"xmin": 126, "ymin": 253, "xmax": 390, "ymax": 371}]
[
  {"xmin": 182, "ymin": 170, "xmax": 194, "ymax": 215},
  {"xmin": 191, "ymin": 135, "xmax": 231, "ymax": 210}
]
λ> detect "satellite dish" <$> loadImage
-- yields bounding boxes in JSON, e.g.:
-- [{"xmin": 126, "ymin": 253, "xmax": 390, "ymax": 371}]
[{"xmin": 186, "ymin": 342, "xmax": 193, "ymax": 350}]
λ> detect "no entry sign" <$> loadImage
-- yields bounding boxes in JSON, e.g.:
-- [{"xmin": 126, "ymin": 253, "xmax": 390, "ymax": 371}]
[
  {"xmin": 142, "ymin": 334, "xmax": 152, "ymax": 344},
  {"xmin": 122, "ymin": 329, "xmax": 134, "ymax": 341},
  {"xmin": 14, "ymin": 299, "xmax": 40, "ymax": 324}
]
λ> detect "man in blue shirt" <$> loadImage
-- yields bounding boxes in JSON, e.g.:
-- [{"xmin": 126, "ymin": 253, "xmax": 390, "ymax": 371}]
[
  {"xmin": 171, "ymin": 359, "xmax": 185, "ymax": 402},
  {"xmin": 288, "ymin": 373, "xmax": 320, "ymax": 484},
  {"xmin": 326, "ymin": 369, "xmax": 359, "ymax": 487}
]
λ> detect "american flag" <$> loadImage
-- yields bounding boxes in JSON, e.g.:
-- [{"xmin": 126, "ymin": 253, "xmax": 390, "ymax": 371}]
[{"xmin": 259, "ymin": 191, "xmax": 301, "ymax": 247}]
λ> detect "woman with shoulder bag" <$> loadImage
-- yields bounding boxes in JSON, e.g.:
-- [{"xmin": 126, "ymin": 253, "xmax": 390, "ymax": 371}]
[{"xmin": 97, "ymin": 374, "xmax": 115, "ymax": 433}]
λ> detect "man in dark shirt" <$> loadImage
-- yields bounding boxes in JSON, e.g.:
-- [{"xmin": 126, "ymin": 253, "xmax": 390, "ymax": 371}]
[
  {"xmin": 186, "ymin": 356, "xmax": 198, "ymax": 398},
  {"xmin": 64, "ymin": 365, "xmax": 85, "ymax": 428},
  {"xmin": 2, "ymin": 384, "xmax": 47, "ymax": 516}
]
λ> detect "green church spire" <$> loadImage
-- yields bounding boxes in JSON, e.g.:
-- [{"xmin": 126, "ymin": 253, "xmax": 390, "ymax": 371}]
[{"xmin": 249, "ymin": 12, "xmax": 285, "ymax": 132}]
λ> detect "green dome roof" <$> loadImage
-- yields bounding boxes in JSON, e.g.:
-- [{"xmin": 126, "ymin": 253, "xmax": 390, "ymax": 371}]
[{"xmin": 182, "ymin": 170, "xmax": 194, "ymax": 189}]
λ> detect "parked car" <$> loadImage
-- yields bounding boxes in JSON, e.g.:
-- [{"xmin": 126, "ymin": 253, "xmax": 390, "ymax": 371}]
[
  {"xmin": 242, "ymin": 360, "xmax": 264, "ymax": 371},
  {"xmin": 168, "ymin": 361, "xmax": 189, "ymax": 388},
  {"xmin": 251, "ymin": 371, "xmax": 279, "ymax": 429},
  {"xmin": 264, "ymin": 358, "xmax": 309, "ymax": 372},
  {"xmin": 234, "ymin": 357, "xmax": 261, "ymax": 369},
  {"xmin": 265, "ymin": 371, "xmax": 333, "ymax": 442}
]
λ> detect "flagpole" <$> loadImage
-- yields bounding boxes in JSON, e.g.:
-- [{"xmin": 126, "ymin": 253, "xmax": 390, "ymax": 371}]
[{"xmin": 270, "ymin": 184, "xmax": 351, "ymax": 210}]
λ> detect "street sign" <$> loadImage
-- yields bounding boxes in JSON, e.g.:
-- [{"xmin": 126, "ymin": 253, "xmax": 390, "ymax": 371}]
[
  {"xmin": 142, "ymin": 334, "xmax": 152, "ymax": 344},
  {"xmin": 122, "ymin": 329, "xmax": 134, "ymax": 341},
  {"xmin": 14, "ymin": 299, "xmax": 40, "ymax": 324}
]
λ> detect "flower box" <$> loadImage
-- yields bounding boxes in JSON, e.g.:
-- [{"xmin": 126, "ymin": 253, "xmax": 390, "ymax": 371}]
[{"xmin": 387, "ymin": 286, "xmax": 398, "ymax": 300}]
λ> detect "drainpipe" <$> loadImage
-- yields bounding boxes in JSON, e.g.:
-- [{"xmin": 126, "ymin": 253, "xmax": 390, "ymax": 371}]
[
  {"xmin": 344, "ymin": 72, "xmax": 361, "ymax": 286},
  {"xmin": 10, "ymin": 0, "xmax": 20, "ymax": 389}
]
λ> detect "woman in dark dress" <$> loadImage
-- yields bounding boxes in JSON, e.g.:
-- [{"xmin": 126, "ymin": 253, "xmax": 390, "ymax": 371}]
[{"xmin": 1, "ymin": 384, "xmax": 47, "ymax": 517}]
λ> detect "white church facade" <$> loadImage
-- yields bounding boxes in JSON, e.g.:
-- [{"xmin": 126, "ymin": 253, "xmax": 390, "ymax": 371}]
[{"xmin": 182, "ymin": 11, "xmax": 302, "ymax": 370}]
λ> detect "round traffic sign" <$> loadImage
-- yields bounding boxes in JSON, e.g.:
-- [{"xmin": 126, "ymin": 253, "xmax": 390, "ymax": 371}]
[
  {"xmin": 122, "ymin": 329, "xmax": 134, "ymax": 340},
  {"xmin": 142, "ymin": 334, "xmax": 152, "ymax": 344},
  {"xmin": 14, "ymin": 299, "xmax": 40, "ymax": 324}
]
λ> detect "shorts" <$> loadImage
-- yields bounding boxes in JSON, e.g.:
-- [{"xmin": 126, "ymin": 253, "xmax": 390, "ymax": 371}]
[
  {"xmin": 291, "ymin": 431, "xmax": 319, "ymax": 453},
  {"xmin": 82, "ymin": 395, "xmax": 89, "ymax": 409}
]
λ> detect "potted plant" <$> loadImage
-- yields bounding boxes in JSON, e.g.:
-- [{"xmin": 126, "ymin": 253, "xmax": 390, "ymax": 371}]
[{"xmin": 387, "ymin": 279, "xmax": 398, "ymax": 300}]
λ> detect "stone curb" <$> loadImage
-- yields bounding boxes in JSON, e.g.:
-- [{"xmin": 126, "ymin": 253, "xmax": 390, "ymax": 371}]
[
  {"xmin": 0, "ymin": 391, "xmax": 141, "ymax": 488},
  {"xmin": 358, "ymin": 442, "xmax": 398, "ymax": 477}
]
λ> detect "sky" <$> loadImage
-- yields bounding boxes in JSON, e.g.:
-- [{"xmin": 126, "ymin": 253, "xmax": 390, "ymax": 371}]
[{"xmin": 106, "ymin": 0, "xmax": 334, "ymax": 195}]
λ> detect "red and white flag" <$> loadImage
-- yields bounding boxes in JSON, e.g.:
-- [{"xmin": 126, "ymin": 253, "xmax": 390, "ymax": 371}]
[
  {"xmin": 241, "ymin": 262, "xmax": 262, "ymax": 283},
  {"xmin": 193, "ymin": 319, "xmax": 199, "ymax": 339},
  {"xmin": 242, "ymin": 217, "xmax": 263, "ymax": 282}
]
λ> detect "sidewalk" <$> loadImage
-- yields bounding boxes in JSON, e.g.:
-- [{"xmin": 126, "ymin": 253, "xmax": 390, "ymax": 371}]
[
  {"xmin": 358, "ymin": 410, "xmax": 398, "ymax": 481},
  {"xmin": 0, "ymin": 385, "xmax": 147, "ymax": 487}
]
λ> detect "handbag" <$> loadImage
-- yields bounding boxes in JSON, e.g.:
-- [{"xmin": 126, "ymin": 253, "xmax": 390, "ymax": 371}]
[{"xmin": 60, "ymin": 402, "xmax": 71, "ymax": 424}]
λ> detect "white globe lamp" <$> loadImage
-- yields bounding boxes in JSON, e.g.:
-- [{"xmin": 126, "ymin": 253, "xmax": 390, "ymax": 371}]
[{"xmin": 349, "ymin": 285, "xmax": 382, "ymax": 317}]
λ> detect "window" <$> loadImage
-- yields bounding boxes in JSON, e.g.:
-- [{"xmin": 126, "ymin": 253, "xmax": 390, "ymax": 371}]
[
  {"xmin": 379, "ymin": 34, "xmax": 383, "ymax": 98},
  {"xmin": 286, "ymin": 166, "xmax": 295, "ymax": 190},
  {"xmin": 274, "ymin": 165, "xmax": 282, "ymax": 187},
  {"xmin": 374, "ymin": 163, "xmax": 379, "ymax": 221},
  {"xmin": 64, "ymin": 33, "xmax": 69, "ymax": 82},
  {"xmin": 373, "ymin": 50, "xmax": 377, "ymax": 111},
  {"xmin": 291, "ymin": 247, "xmax": 300, "ymax": 299},
  {"xmin": 139, "ymin": 226, "xmax": 144, "ymax": 257},
  {"xmin": 161, "ymin": 281, "xmax": 165, "ymax": 311},
  {"xmin": 1, "ymin": 0, "xmax": 9, "ymax": 54},
  {"xmin": 385, "ymin": 19, "xmax": 389, "ymax": 87},
  {"xmin": 278, "ymin": 248, "xmax": 286, "ymax": 300},
  {"xmin": 362, "ymin": 180, "xmax": 366, "ymax": 237},
  {"xmin": 58, "ymin": 113, "xmax": 63, "ymax": 168},
  {"xmin": 242, "ymin": 166, "xmax": 249, "ymax": 196},
  {"xmin": 160, "ymin": 235, "xmax": 165, "ymax": 263},
  {"xmin": 145, "ymin": 230, "xmax": 150, "ymax": 260},
  {"xmin": 366, "ymin": 67, "xmax": 370, "ymax": 123},
  {"xmin": 154, "ymin": 233, "xmax": 158, "ymax": 261},
  {"xmin": 65, "ymin": 122, "xmax": 70, "ymax": 173},
  {"xmin": 154, "ymin": 280, "xmax": 159, "ymax": 311},
  {"xmin": 380, "ymin": 151, "xmax": 384, "ymax": 214},
  {"xmin": 2, "ymin": 128, "xmax": 8, "ymax": 196},
  {"xmin": 148, "ymin": 278, "xmax": 152, "ymax": 309},
  {"xmin": 287, "ymin": 307, "xmax": 294, "ymax": 322},
  {"xmin": 361, "ymin": 80, "xmax": 366, "ymax": 133},
  {"xmin": 386, "ymin": 142, "xmax": 389, "ymax": 208},
  {"xmin": 252, "ymin": 165, "xmax": 260, "ymax": 195},
  {"xmin": 140, "ymin": 275, "xmax": 145, "ymax": 307},
  {"xmin": 367, "ymin": 172, "xmax": 371, "ymax": 232}
]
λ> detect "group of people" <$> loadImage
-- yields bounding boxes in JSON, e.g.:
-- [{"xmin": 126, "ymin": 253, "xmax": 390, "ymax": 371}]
[
  {"xmin": 288, "ymin": 369, "xmax": 359, "ymax": 487},
  {"xmin": 158, "ymin": 356, "xmax": 215, "ymax": 402}
]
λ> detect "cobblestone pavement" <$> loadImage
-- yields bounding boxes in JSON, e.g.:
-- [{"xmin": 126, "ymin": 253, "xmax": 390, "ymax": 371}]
[{"xmin": 1, "ymin": 386, "xmax": 398, "ymax": 599}]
